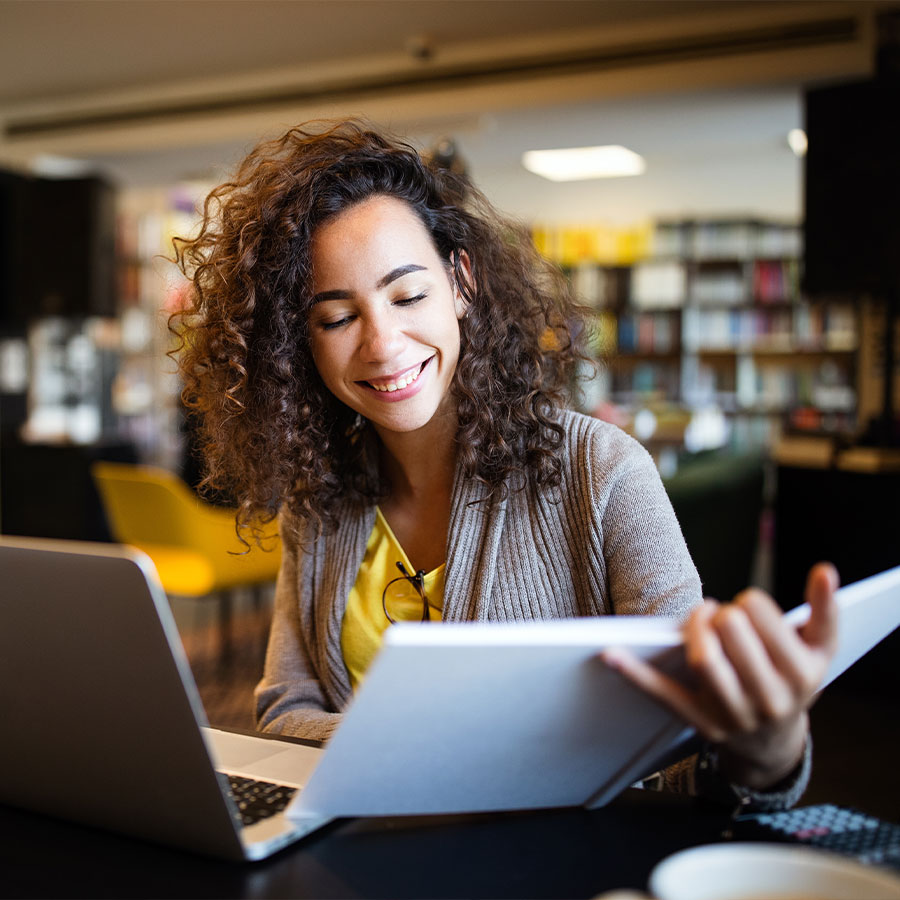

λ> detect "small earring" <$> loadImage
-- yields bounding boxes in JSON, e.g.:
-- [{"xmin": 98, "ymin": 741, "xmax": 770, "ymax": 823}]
[{"xmin": 345, "ymin": 413, "xmax": 366, "ymax": 438}]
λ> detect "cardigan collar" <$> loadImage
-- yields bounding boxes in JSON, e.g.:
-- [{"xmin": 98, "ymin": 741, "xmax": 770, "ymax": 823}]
[{"xmin": 316, "ymin": 453, "xmax": 511, "ymax": 705}]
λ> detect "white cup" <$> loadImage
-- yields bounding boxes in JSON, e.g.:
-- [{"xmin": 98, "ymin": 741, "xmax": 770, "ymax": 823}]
[{"xmin": 647, "ymin": 842, "xmax": 900, "ymax": 900}]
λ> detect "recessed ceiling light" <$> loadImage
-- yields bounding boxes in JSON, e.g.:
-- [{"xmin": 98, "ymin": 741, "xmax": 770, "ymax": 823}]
[
  {"xmin": 787, "ymin": 128, "xmax": 808, "ymax": 157},
  {"xmin": 522, "ymin": 145, "xmax": 646, "ymax": 181},
  {"xmin": 32, "ymin": 154, "xmax": 96, "ymax": 178}
]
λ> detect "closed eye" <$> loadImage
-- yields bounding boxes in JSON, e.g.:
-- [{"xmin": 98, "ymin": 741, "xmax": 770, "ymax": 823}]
[
  {"xmin": 318, "ymin": 314, "xmax": 355, "ymax": 331},
  {"xmin": 315, "ymin": 290, "xmax": 427, "ymax": 330},
  {"xmin": 394, "ymin": 291, "xmax": 427, "ymax": 307}
]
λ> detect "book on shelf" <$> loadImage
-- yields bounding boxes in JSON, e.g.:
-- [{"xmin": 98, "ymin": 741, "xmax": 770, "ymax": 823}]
[
  {"xmin": 618, "ymin": 315, "xmax": 636, "ymax": 353},
  {"xmin": 691, "ymin": 268, "xmax": 746, "ymax": 306},
  {"xmin": 752, "ymin": 259, "xmax": 800, "ymax": 304},
  {"xmin": 822, "ymin": 304, "xmax": 857, "ymax": 350},
  {"xmin": 630, "ymin": 260, "xmax": 686, "ymax": 310},
  {"xmin": 650, "ymin": 221, "xmax": 689, "ymax": 258},
  {"xmin": 690, "ymin": 220, "xmax": 756, "ymax": 260},
  {"xmin": 637, "ymin": 315, "xmax": 655, "ymax": 353},
  {"xmin": 614, "ymin": 312, "xmax": 679, "ymax": 355},
  {"xmin": 755, "ymin": 222, "xmax": 802, "ymax": 258},
  {"xmin": 652, "ymin": 314, "xmax": 675, "ymax": 354},
  {"xmin": 570, "ymin": 262, "xmax": 606, "ymax": 307}
]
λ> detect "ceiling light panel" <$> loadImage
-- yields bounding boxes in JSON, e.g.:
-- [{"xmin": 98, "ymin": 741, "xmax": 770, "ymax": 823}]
[{"xmin": 522, "ymin": 145, "xmax": 646, "ymax": 181}]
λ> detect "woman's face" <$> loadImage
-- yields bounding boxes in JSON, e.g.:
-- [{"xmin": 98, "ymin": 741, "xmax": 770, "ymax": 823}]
[{"xmin": 308, "ymin": 195, "xmax": 467, "ymax": 438}]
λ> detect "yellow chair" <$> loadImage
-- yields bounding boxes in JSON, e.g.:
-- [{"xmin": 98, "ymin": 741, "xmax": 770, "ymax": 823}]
[{"xmin": 91, "ymin": 461, "xmax": 281, "ymax": 661}]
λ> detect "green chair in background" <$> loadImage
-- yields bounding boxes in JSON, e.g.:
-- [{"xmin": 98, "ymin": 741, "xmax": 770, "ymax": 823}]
[{"xmin": 663, "ymin": 451, "xmax": 767, "ymax": 603}]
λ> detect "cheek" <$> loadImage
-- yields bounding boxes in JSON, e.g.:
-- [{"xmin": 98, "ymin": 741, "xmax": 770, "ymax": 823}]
[
  {"xmin": 308, "ymin": 336, "xmax": 323, "ymax": 374},
  {"xmin": 309, "ymin": 337, "xmax": 340, "ymax": 387},
  {"xmin": 442, "ymin": 319, "xmax": 463, "ymax": 370},
  {"xmin": 447, "ymin": 310, "xmax": 463, "ymax": 347}
]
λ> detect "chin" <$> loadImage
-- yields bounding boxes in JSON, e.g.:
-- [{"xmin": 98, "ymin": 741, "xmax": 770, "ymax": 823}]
[{"xmin": 373, "ymin": 414, "xmax": 437, "ymax": 435}]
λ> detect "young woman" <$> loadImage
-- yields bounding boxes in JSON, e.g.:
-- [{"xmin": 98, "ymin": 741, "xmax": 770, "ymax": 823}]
[{"xmin": 174, "ymin": 120, "xmax": 837, "ymax": 809}]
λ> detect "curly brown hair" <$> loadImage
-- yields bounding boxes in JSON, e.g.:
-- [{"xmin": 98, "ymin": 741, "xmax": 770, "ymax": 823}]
[{"xmin": 172, "ymin": 119, "xmax": 590, "ymax": 537}]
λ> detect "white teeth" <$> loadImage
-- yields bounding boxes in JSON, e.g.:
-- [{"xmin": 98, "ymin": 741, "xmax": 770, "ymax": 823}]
[{"xmin": 370, "ymin": 365, "xmax": 421, "ymax": 392}]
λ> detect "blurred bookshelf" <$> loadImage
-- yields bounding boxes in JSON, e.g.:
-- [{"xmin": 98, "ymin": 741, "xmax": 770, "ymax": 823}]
[
  {"xmin": 112, "ymin": 184, "xmax": 207, "ymax": 470},
  {"xmin": 0, "ymin": 180, "xmax": 205, "ymax": 474},
  {"xmin": 534, "ymin": 218, "xmax": 859, "ymax": 462}
]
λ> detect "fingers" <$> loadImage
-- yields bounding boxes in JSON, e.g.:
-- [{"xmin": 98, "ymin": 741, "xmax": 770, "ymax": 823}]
[
  {"xmin": 684, "ymin": 601, "xmax": 759, "ymax": 738},
  {"xmin": 601, "ymin": 646, "xmax": 726, "ymax": 740},
  {"xmin": 728, "ymin": 588, "xmax": 823, "ymax": 702},
  {"xmin": 601, "ymin": 565, "xmax": 838, "ymax": 787},
  {"xmin": 800, "ymin": 561, "xmax": 840, "ymax": 654},
  {"xmin": 713, "ymin": 594, "xmax": 798, "ymax": 722},
  {"xmin": 679, "ymin": 591, "xmax": 825, "ymax": 738},
  {"xmin": 604, "ymin": 601, "xmax": 785, "ymax": 743}
]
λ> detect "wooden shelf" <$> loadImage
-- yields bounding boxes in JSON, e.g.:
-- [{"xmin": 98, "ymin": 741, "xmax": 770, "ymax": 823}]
[
  {"xmin": 695, "ymin": 346, "xmax": 856, "ymax": 359},
  {"xmin": 752, "ymin": 346, "xmax": 856, "ymax": 359},
  {"xmin": 606, "ymin": 351, "xmax": 681, "ymax": 363}
]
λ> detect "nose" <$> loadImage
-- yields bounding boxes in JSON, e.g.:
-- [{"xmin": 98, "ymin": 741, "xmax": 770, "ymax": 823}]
[{"xmin": 358, "ymin": 309, "xmax": 404, "ymax": 363}]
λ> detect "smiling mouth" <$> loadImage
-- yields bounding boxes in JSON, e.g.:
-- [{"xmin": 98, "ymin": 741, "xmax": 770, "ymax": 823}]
[{"xmin": 361, "ymin": 358, "xmax": 432, "ymax": 393}]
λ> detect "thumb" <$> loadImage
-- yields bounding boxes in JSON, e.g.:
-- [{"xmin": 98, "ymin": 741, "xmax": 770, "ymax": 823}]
[{"xmin": 800, "ymin": 561, "xmax": 839, "ymax": 654}]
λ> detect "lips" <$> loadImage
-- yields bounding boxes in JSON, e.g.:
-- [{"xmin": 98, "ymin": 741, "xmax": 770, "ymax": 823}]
[{"xmin": 361, "ymin": 358, "xmax": 432, "ymax": 393}]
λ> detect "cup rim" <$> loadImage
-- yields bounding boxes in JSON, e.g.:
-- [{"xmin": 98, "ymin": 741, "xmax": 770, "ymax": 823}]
[{"xmin": 649, "ymin": 842, "xmax": 900, "ymax": 900}]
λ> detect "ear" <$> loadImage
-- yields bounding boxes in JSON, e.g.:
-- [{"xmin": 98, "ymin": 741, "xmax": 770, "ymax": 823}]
[{"xmin": 451, "ymin": 249, "xmax": 475, "ymax": 320}]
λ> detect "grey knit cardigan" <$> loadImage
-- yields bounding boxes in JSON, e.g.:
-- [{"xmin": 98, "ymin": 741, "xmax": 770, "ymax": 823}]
[{"xmin": 254, "ymin": 409, "xmax": 809, "ymax": 809}]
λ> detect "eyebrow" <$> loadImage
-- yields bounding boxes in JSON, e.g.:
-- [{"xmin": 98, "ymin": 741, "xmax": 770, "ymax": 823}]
[
  {"xmin": 311, "ymin": 264, "xmax": 427, "ymax": 305},
  {"xmin": 376, "ymin": 264, "xmax": 427, "ymax": 289}
]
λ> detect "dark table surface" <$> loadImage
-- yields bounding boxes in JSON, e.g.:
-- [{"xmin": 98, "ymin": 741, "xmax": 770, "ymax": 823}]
[
  {"xmin": 0, "ymin": 787, "xmax": 731, "ymax": 899},
  {"xmin": 3, "ymin": 674, "xmax": 896, "ymax": 899}
]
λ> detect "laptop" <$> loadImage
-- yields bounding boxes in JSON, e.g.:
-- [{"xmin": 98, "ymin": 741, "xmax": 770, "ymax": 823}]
[{"xmin": 0, "ymin": 536, "xmax": 330, "ymax": 861}]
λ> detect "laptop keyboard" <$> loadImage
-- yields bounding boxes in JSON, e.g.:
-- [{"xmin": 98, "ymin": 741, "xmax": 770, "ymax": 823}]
[
  {"xmin": 735, "ymin": 804, "xmax": 900, "ymax": 870},
  {"xmin": 225, "ymin": 774, "xmax": 298, "ymax": 827}
]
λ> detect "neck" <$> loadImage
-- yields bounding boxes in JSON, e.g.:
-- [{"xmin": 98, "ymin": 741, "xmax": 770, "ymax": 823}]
[{"xmin": 374, "ymin": 409, "xmax": 459, "ymax": 503}]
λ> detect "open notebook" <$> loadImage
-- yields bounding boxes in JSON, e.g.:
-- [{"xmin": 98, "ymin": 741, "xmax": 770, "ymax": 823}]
[
  {"xmin": 1, "ymin": 536, "xmax": 897, "ymax": 859},
  {"xmin": 287, "ymin": 562, "xmax": 900, "ymax": 820}
]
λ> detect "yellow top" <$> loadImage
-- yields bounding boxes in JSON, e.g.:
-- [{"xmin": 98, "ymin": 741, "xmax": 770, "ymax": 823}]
[{"xmin": 340, "ymin": 507, "xmax": 444, "ymax": 690}]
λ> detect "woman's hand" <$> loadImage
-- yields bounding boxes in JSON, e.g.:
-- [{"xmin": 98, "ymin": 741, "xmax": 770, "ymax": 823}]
[{"xmin": 603, "ymin": 562, "xmax": 839, "ymax": 790}]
